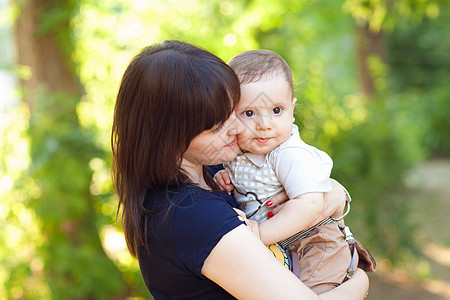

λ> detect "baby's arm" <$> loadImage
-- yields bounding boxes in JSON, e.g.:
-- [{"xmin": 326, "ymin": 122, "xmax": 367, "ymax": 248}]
[
  {"xmin": 267, "ymin": 180, "xmax": 346, "ymax": 220},
  {"xmin": 255, "ymin": 179, "xmax": 348, "ymax": 245},
  {"xmin": 258, "ymin": 192, "xmax": 325, "ymax": 245},
  {"xmin": 256, "ymin": 146, "xmax": 341, "ymax": 245},
  {"xmin": 214, "ymin": 169, "xmax": 347, "ymax": 245}
]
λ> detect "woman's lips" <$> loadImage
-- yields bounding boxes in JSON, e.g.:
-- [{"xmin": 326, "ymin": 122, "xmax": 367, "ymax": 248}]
[{"xmin": 225, "ymin": 138, "xmax": 238, "ymax": 147}]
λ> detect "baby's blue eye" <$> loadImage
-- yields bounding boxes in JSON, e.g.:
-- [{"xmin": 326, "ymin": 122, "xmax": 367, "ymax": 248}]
[
  {"xmin": 244, "ymin": 110, "xmax": 254, "ymax": 117},
  {"xmin": 273, "ymin": 107, "xmax": 282, "ymax": 114}
]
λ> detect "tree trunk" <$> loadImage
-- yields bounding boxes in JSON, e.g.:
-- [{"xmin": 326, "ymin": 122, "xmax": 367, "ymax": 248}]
[
  {"xmin": 14, "ymin": 0, "xmax": 127, "ymax": 298},
  {"xmin": 356, "ymin": 24, "xmax": 387, "ymax": 98},
  {"xmin": 14, "ymin": 0, "xmax": 78, "ymax": 110}
]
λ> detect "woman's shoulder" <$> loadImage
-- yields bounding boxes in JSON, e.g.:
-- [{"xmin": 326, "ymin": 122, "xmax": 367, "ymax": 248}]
[
  {"xmin": 145, "ymin": 185, "xmax": 237, "ymax": 210},
  {"xmin": 172, "ymin": 187, "xmax": 243, "ymax": 261},
  {"xmin": 178, "ymin": 186, "xmax": 237, "ymax": 210},
  {"xmin": 143, "ymin": 185, "xmax": 241, "ymax": 242}
]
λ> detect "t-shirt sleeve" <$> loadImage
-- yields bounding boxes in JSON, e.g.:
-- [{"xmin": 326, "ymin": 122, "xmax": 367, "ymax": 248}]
[
  {"xmin": 173, "ymin": 192, "xmax": 244, "ymax": 276},
  {"xmin": 273, "ymin": 147, "xmax": 333, "ymax": 199},
  {"xmin": 207, "ymin": 164, "xmax": 224, "ymax": 176}
]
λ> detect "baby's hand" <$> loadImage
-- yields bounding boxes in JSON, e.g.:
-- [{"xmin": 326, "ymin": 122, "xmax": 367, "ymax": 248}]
[
  {"xmin": 214, "ymin": 170, "xmax": 234, "ymax": 194},
  {"xmin": 233, "ymin": 208, "xmax": 261, "ymax": 240}
]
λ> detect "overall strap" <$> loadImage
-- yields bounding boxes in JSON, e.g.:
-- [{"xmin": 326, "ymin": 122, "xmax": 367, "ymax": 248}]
[{"xmin": 278, "ymin": 217, "xmax": 335, "ymax": 249}]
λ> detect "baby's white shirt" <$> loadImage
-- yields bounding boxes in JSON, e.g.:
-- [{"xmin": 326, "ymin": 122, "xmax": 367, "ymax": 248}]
[{"xmin": 225, "ymin": 124, "xmax": 333, "ymax": 223}]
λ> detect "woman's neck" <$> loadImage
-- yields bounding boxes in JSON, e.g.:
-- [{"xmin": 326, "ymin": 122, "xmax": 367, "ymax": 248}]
[{"xmin": 180, "ymin": 159, "xmax": 210, "ymax": 190}]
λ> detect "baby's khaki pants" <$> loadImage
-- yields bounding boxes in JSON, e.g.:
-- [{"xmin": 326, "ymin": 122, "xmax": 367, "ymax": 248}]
[{"xmin": 289, "ymin": 222, "xmax": 358, "ymax": 294}]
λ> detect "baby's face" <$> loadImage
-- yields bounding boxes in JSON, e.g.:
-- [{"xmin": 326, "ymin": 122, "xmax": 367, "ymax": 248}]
[{"xmin": 235, "ymin": 77, "xmax": 296, "ymax": 155}]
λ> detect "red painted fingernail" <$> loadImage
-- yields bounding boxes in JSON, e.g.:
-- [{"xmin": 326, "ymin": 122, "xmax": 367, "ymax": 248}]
[
  {"xmin": 266, "ymin": 200, "xmax": 273, "ymax": 207},
  {"xmin": 268, "ymin": 211, "xmax": 274, "ymax": 218}
]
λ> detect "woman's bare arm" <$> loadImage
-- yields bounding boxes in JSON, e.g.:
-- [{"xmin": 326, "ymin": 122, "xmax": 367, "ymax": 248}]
[
  {"xmin": 202, "ymin": 224, "xmax": 368, "ymax": 300},
  {"xmin": 320, "ymin": 269, "xmax": 369, "ymax": 299}
]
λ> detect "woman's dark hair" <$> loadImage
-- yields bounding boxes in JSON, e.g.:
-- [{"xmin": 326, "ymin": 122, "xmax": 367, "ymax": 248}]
[{"xmin": 112, "ymin": 40, "xmax": 240, "ymax": 256}]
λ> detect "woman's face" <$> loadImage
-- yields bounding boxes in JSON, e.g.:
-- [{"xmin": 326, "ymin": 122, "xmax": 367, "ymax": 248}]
[{"xmin": 183, "ymin": 112, "xmax": 244, "ymax": 166}]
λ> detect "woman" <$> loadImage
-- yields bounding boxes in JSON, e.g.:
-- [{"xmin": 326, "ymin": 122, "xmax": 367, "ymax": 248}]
[{"xmin": 112, "ymin": 40, "xmax": 368, "ymax": 299}]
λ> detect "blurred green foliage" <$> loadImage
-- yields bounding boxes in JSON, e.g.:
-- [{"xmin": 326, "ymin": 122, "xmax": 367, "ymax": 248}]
[
  {"xmin": 28, "ymin": 90, "xmax": 126, "ymax": 299},
  {"xmin": 247, "ymin": 0, "xmax": 450, "ymax": 267},
  {"xmin": 1, "ymin": 0, "xmax": 449, "ymax": 298},
  {"xmin": 388, "ymin": 7, "xmax": 450, "ymax": 156}
]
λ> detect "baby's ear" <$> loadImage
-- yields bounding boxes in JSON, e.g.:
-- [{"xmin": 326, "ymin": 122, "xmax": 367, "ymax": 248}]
[
  {"xmin": 292, "ymin": 98, "xmax": 297, "ymax": 122},
  {"xmin": 292, "ymin": 97, "xmax": 297, "ymax": 107}
]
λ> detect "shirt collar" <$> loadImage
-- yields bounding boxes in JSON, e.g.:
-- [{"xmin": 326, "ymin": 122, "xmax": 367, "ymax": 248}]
[{"xmin": 243, "ymin": 152, "xmax": 267, "ymax": 167}]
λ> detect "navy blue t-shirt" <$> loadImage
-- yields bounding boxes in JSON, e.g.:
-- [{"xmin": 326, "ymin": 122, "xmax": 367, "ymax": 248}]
[{"xmin": 138, "ymin": 185, "xmax": 244, "ymax": 299}]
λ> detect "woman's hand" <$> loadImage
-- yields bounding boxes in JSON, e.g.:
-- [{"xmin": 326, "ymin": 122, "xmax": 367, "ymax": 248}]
[
  {"xmin": 233, "ymin": 208, "xmax": 261, "ymax": 240},
  {"xmin": 319, "ymin": 268, "xmax": 369, "ymax": 300},
  {"xmin": 321, "ymin": 179, "xmax": 348, "ymax": 225},
  {"xmin": 265, "ymin": 191, "xmax": 289, "ymax": 218}
]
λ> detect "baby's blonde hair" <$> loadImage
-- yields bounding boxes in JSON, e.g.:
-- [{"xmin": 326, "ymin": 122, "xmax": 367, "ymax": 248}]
[{"xmin": 228, "ymin": 49, "xmax": 293, "ymax": 96}]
